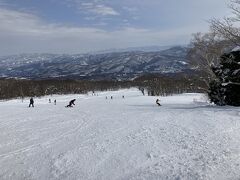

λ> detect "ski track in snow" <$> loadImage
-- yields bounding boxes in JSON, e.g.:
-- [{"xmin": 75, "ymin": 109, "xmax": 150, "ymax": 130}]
[{"xmin": 0, "ymin": 88, "xmax": 240, "ymax": 180}]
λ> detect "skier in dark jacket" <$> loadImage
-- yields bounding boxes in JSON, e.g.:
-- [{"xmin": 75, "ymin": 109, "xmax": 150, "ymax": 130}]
[
  {"xmin": 29, "ymin": 97, "xmax": 34, "ymax": 107},
  {"xmin": 66, "ymin": 99, "xmax": 76, "ymax": 107},
  {"xmin": 156, "ymin": 99, "xmax": 161, "ymax": 106}
]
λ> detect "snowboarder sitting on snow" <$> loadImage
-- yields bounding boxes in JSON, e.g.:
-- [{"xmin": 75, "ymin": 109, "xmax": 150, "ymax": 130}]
[
  {"xmin": 29, "ymin": 97, "xmax": 34, "ymax": 107},
  {"xmin": 156, "ymin": 99, "xmax": 161, "ymax": 106},
  {"xmin": 66, "ymin": 99, "xmax": 76, "ymax": 107}
]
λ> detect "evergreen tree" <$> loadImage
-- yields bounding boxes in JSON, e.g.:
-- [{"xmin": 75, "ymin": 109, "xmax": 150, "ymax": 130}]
[{"xmin": 209, "ymin": 50, "xmax": 240, "ymax": 106}]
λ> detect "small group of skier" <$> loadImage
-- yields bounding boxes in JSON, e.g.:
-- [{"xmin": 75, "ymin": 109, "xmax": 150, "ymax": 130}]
[
  {"xmin": 28, "ymin": 98, "xmax": 64, "ymax": 107},
  {"xmin": 105, "ymin": 95, "xmax": 125, "ymax": 100},
  {"xmin": 105, "ymin": 96, "xmax": 113, "ymax": 99},
  {"xmin": 28, "ymin": 95, "xmax": 162, "ymax": 108},
  {"xmin": 49, "ymin": 99, "xmax": 57, "ymax": 105}
]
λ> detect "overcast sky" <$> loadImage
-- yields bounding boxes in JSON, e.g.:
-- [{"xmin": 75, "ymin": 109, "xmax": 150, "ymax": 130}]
[{"xmin": 0, "ymin": 0, "xmax": 230, "ymax": 55}]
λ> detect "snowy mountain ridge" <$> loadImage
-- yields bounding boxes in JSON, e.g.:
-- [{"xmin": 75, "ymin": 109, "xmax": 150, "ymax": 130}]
[{"xmin": 0, "ymin": 46, "xmax": 190, "ymax": 80}]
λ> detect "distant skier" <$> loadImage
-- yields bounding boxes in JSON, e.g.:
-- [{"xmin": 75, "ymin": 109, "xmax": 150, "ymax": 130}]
[
  {"xmin": 156, "ymin": 99, "xmax": 161, "ymax": 106},
  {"xmin": 54, "ymin": 99, "xmax": 56, "ymax": 105},
  {"xmin": 29, "ymin": 97, "xmax": 34, "ymax": 107},
  {"xmin": 49, "ymin": 99, "xmax": 51, "ymax": 103},
  {"xmin": 122, "ymin": 95, "xmax": 125, "ymax": 99},
  {"xmin": 66, "ymin": 99, "xmax": 76, "ymax": 107},
  {"xmin": 111, "ymin": 96, "xmax": 113, "ymax": 99}
]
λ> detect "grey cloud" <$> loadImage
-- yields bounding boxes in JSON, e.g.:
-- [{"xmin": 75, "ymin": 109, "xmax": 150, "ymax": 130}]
[
  {"xmin": 0, "ymin": 8, "xmax": 197, "ymax": 55},
  {"xmin": 65, "ymin": 0, "xmax": 120, "ymax": 16}
]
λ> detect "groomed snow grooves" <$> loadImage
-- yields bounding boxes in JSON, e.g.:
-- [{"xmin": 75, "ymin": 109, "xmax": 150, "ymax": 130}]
[{"xmin": 0, "ymin": 88, "xmax": 240, "ymax": 180}]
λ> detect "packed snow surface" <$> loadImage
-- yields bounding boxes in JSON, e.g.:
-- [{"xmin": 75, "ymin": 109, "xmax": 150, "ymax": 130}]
[{"xmin": 0, "ymin": 88, "xmax": 240, "ymax": 180}]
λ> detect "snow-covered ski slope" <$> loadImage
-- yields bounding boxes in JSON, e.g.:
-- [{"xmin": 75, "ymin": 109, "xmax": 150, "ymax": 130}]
[{"xmin": 0, "ymin": 88, "xmax": 240, "ymax": 180}]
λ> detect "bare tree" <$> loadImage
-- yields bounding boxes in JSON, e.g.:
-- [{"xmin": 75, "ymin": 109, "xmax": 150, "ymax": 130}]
[
  {"xmin": 210, "ymin": 0, "xmax": 240, "ymax": 45},
  {"xmin": 187, "ymin": 32, "xmax": 231, "ymax": 87},
  {"xmin": 188, "ymin": 0, "xmax": 240, "ymax": 88}
]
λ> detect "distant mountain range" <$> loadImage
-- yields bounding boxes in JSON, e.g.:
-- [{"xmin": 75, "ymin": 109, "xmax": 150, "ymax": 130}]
[
  {"xmin": 0, "ymin": 45, "xmax": 191, "ymax": 80},
  {"xmin": 90, "ymin": 45, "xmax": 175, "ymax": 54}
]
